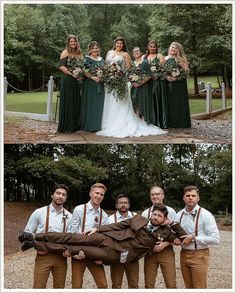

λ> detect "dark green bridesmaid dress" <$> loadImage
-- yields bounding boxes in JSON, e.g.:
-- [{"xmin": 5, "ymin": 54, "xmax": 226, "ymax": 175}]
[
  {"xmin": 147, "ymin": 56, "xmax": 168, "ymax": 129},
  {"xmin": 166, "ymin": 57, "xmax": 191, "ymax": 128},
  {"xmin": 80, "ymin": 56, "xmax": 105, "ymax": 132},
  {"xmin": 57, "ymin": 56, "xmax": 81, "ymax": 133},
  {"xmin": 131, "ymin": 59, "xmax": 154, "ymax": 125}
]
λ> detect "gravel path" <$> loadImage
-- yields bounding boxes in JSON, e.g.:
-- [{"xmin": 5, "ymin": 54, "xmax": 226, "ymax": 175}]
[
  {"xmin": 4, "ymin": 230, "xmax": 232, "ymax": 289},
  {"xmin": 4, "ymin": 111, "xmax": 232, "ymax": 144}
]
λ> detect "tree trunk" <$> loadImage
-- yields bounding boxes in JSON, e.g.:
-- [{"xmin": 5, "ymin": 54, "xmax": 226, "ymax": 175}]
[{"xmin": 193, "ymin": 70, "xmax": 199, "ymax": 95}]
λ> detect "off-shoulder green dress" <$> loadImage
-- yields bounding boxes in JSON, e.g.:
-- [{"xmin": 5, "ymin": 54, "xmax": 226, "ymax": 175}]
[{"xmin": 57, "ymin": 56, "xmax": 81, "ymax": 133}]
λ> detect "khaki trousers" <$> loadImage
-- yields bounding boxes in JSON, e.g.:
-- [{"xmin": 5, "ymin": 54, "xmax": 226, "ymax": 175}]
[
  {"xmin": 33, "ymin": 252, "xmax": 67, "ymax": 288},
  {"xmin": 144, "ymin": 245, "xmax": 176, "ymax": 288},
  {"xmin": 110, "ymin": 260, "xmax": 139, "ymax": 288},
  {"xmin": 180, "ymin": 248, "xmax": 209, "ymax": 288},
  {"xmin": 71, "ymin": 258, "xmax": 108, "ymax": 288}
]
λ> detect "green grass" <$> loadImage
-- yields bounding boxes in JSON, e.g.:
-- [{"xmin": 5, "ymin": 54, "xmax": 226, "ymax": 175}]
[
  {"xmin": 187, "ymin": 76, "xmax": 220, "ymax": 91},
  {"xmin": 6, "ymin": 92, "xmax": 59, "ymax": 114},
  {"xmin": 5, "ymin": 87, "xmax": 232, "ymax": 116}
]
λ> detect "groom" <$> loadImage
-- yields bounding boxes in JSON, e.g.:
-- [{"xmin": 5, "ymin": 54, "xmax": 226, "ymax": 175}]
[{"xmin": 19, "ymin": 204, "xmax": 192, "ymax": 265}]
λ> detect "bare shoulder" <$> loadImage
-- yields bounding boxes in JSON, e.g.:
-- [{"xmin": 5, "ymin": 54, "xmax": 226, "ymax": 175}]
[{"xmin": 60, "ymin": 50, "xmax": 68, "ymax": 59}]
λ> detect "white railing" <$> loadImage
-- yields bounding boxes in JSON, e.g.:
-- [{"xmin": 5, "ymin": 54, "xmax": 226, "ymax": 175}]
[{"xmin": 4, "ymin": 76, "xmax": 54, "ymax": 122}]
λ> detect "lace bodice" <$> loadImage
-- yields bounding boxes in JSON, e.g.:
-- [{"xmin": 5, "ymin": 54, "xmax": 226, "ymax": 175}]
[{"xmin": 106, "ymin": 51, "xmax": 125, "ymax": 67}]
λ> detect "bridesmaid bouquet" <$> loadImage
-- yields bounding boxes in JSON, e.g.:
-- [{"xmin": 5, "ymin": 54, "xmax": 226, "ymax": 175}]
[
  {"xmin": 67, "ymin": 58, "xmax": 85, "ymax": 80},
  {"xmin": 84, "ymin": 66, "xmax": 105, "ymax": 80},
  {"xmin": 128, "ymin": 63, "xmax": 149, "ymax": 85},
  {"xmin": 163, "ymin": 64, "xmax": 189, "ymax": 81},
  {"xmin": 149, "ymin": 62, "xmax": 166, "ymax": 80},
  {"xmin": 103, "ymin": 63, "xmax": 129, "ymax": 101}
]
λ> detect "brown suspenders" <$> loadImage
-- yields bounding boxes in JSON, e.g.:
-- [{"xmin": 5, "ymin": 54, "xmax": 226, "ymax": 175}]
[
  {"xmin": 179, "ymin": 207, "xmax": 202, "ymax": 250},
  {"xmin": 147, "ymin": 207, "xmax": 152, "ymax": 219},
  {"xmin": 45, "ymin": 205, "xmax": 67, "ymax": 233},
  {"xmin": 81, "ymin": 204, "xmax": 103, "ymax": 232}
]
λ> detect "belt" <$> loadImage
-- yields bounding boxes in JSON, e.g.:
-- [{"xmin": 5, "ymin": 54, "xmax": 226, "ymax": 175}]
[{"xmin": 181, "ymin": 248, "xmax": 209, "ymax": 253}]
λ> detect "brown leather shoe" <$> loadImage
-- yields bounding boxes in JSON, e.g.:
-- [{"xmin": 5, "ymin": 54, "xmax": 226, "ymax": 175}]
[
  {"xmin": 21, "ymin": 240, "xmax": 35, "ymax": 251},
  {"xmin": 18, "ymin": 231, "xmax": 34, "ymax": 242}
]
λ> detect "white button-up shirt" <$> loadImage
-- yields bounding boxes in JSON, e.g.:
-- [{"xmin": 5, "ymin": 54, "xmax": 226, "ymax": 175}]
[
  {"xmin": 70, "ymin": 201, "xmax": 109, "ymax": 233},
  {"xmin": 142, "ymin": 205, "xmax": 176, "ymax": 221},
  {"xmin": 24, "ymin": 204, "xmax": 72, "ymax": 233},
  {"xmin": 175, "ymin": 204, "xmax": 220, "ymax": 250},
  {"xmin": 108, "ymin": 210, "xmax": 136, "ymax": 224}
]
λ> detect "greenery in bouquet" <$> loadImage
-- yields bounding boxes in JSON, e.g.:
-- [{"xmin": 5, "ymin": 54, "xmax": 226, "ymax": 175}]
[
  {"xmin": 84, "ymin": 65, "xmax": 106, "ymax": 80},
  {"xmin": 163, "ymin": 63, "xmax": 189, "ymax": 81},
  {"xmin": 103, "ymin": 63, "xmax": 129, "ymax": 101},
  {"xmin": 128, "ymin": 63, "xmax": 149, "ymax": 85},
  {"xmin": 66, "ymin": 58, "xmax": 85, "ymax": 80},
  {"xmin": 149, "ymin": 61, "xmax": 166, "ymax": 80}
]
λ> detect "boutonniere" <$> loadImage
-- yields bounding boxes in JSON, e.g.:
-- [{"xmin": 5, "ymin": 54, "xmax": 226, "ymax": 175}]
[{"xmin": 191, "ymin": 209, "xmax": 197, "ymax": 219}]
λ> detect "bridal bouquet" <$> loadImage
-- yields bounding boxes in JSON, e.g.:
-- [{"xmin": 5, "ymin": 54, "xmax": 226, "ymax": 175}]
[
  {"xmin": 149, "ymin": 61, "xmax": 166, "ymax": 80},
  {"xmin": 163, "ymin": 63, "xmax": 189, "ymax": 81},
  {"xmin": 84, "ymin": 64, "xmax": 106, "ymax": 80},
  {"xmin": 128, "ymin": 63, "xmax": 149, "ymax": 85},
  {"xmin": 103, "ymin": 63, "xmax": 129, "ymax": 101},
  {"xmin": 67, "ymin": 58, "xmax": 85, "ymax": 80}
]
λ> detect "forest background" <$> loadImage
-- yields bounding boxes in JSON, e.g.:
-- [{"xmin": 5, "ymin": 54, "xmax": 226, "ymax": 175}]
[
  {"xmin": 4, "ymin": 3, "xmax": 232, "ymax": 95},
  {"xmin": 4, "ymin": 144, "xmax": 232, "ymax": 216}
]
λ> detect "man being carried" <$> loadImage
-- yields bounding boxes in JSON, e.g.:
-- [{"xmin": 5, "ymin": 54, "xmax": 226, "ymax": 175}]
[{"xmin": 19, "ymin": 204, "xmax": 192, "ymax": 265}]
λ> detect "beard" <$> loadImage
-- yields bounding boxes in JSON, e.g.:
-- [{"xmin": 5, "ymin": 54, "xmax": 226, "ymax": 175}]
[
  {"xmin": 118, "ymin": 207, "xmax": 128, "ymax": 213},
  {"xmin": 52, "ymin": 198, "xmax": 63, "ymax": 206}
]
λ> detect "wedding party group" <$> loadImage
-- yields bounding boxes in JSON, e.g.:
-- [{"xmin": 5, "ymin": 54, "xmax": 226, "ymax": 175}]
[
  {"xmin": 18, "ymin": 183, "xmax": 220, "ymax": 289},
  {"xmin": 58, "ymin": 35, "xmax": 192, "ymax": 137}
]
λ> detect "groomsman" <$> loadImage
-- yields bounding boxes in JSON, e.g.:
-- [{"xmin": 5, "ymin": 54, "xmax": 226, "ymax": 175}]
[
  {"xmin": 108, "ymin": 194, "xmax": 139, "ymax": 288},
  {"xmin": 70, "ymin": 183, "xmax": 109, "ymax": 288},
  {"xmin": 21, "ymin": 183, "xmax": 72, "ymax": 288},
  {"xmin": 142, "ymin": 186, "xmax": 177, "ymax": 288},
  {"xmin": 176, "ymin": 185, "xmax": 220, "ymax": 288}
]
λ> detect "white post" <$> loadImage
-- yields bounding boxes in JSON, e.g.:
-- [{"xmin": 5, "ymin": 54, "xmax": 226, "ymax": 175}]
[
  {"xmin": 206, "ymin": 82, "xmax": 212, "ymax": 113},
  {"xmin": 46, "ymin": 76, "xmax": 54, "ymax": 121},
  {"xmin": 4, "ymin": 77, "xmax": 8, "ymax": 111},
  {"xmin": 221, "ymin": 82, "xmax": 226, "ymax": 109}
]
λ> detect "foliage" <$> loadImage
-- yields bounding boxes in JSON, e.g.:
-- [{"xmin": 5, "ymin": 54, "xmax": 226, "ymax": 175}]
[
  {"xmin": 4, "ymin": 4, "xmax": 232, "ymax": 91},
  {"xmin": 4, "ymin": 144, "xmax": 232, "ymax": 214}
]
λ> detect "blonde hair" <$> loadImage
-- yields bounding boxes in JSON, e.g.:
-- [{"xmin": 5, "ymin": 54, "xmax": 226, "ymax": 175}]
[
  {"xmin": 150, "ymin": 186, "xmax": 164, "ymax": 195},
  {"xmin": 168, "ymin": 42, "xmax": 189, "ymax": 70},
  {"xmin": 66, "ymin": 34, "xmax": 83, "ymax": 59},
  {"xmin": 90, "ymin": 183, "xmax": 107, "ymax": 193}
]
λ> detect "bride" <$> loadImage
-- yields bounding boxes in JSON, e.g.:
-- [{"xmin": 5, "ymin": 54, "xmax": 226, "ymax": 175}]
[{"xmin": 96, "ymin": 37, "xmax": 167, "ymax": 138}]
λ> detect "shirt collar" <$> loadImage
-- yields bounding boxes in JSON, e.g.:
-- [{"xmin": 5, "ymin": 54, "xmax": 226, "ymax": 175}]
[
  {"xmin": 49, "ymin": 203, "xmax": 64, "ymax": 214},
  {"xmin": 116, "ymin": 211, "xmax": 132, "ymax": 220},
  {"xmin": 184, "ymin": 204, "xmax": 200, "ymax": 215},
  {"xmin": 87, "ymin": 201, "xmax": 100, "ymax": 212}
]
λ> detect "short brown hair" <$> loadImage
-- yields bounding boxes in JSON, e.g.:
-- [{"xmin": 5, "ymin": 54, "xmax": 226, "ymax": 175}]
[
  {"xmin": 115, "ymin": 194, "xmax": 130, "ymax": 204},
  {"xmin": 90, "ymin": 183, "xmax": 107, "ymax": 193},
  {"xmin": 184, "ymin": 185, "xmax": 199, "ymax": 195},
  {"xmin": 52, "ymin": 183, "xmax": 69, "ymax": 195}
]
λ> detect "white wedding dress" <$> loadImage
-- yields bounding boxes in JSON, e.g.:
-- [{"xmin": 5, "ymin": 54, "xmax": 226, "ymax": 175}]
[{"xmin": 96, "ymin": 53, "xmax": 167, "ymax": 138}]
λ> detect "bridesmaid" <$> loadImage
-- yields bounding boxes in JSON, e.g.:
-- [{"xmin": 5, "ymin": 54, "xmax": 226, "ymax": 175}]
[
  {"xmin": 165, "ymin": 42, "xmax": 191, "ymax": 128},
  {"xmin": 58, "ymin": 34, "xmax": 83, "ymax": 133},
  {"xmin": 143, "ymin": 40, "xmax": 168, "ymax": 129},
  {"xmin": 80, "ymin": 41, "xmax": 105, "ymax": 131},
  {"xmin": 130, "ymin": 47, "xmax": 153, "ymax": 124}
]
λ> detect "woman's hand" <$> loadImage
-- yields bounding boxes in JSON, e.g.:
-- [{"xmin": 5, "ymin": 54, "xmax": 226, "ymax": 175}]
[{"xmin": 91, "ymin": 76, "xmax": 102, "ymax": 83}]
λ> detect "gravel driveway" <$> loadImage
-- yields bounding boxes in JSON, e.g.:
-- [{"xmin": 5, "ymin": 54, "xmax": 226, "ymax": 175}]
[{"xmin": 4, "ymin": 230, "xmax": 232, "ymax": 289}]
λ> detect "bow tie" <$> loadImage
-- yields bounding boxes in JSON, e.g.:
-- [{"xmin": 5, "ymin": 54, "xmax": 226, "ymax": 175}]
[{"xmin": 146, "ymin": 224, "xmax": 155, "ymax": 233}]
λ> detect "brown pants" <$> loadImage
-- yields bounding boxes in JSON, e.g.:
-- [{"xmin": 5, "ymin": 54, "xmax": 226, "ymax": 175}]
[
  {"xmin": 144, "ymin": 245, "xmax": 176, "ymax": 288},
  {"xmin": 110, "ymin": 260, "xmax": 139, "ymax": 288},
  {"xmin": 180, "ymin": 248, "xmax": 209, "ymax": 288},
  {"xmin": 33, "ymin": 252, "xmax": 67, "ymax": 288},
  {"xmin": 71, "ymin": 258, "xmax": 108, "ymax": 288}
]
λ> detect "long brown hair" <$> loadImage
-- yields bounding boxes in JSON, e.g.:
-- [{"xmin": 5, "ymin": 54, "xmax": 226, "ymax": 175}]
[
  {"xmin": 144, "ymin": 40, "xmax": 158, "ymax": 58},
  {"xmin": 66, "ymin": 34, "xmax": 83, "ymax": 59}
]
